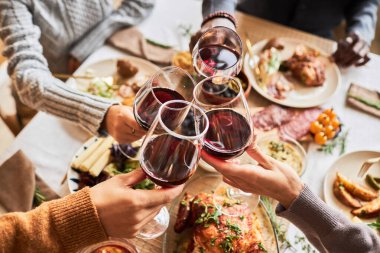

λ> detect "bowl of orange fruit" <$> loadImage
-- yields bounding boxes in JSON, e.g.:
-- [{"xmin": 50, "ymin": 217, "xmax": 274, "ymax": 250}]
[{"xmin": 309, "ymin": 108, "xmax": 342, "ymax": 145}]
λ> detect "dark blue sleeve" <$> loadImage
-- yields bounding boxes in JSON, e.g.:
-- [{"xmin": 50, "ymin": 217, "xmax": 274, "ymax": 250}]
[
  {"xmin": 202, "ymin": 0, "xmax": 237, "ymax": 18},
  {"xmin": 345, "ymin": 0, "xmax": 380, "ymax": 45}
]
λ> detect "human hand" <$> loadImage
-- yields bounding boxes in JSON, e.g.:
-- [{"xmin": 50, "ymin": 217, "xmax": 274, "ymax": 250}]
[
  {"xmin": 202, "ymin": 147, "xmax": 304, "ymax": 208},
  {"xmin": 189, "ymin": 17, "xmax": 236, "ymax": 53},
  {"xmin": 103, "ymin": 105, "xmax": 146, "ymax": 144},
  {"xmin": 68, "ymin": 56, "xmax": 81, "ymax": 74},
  {"xmin": 90, "ymin": 169, "xmax": 184, "ymax": 238},
  {"xmin": 332, "ymin": 32, "xmax": 370, "ymax": 68}
]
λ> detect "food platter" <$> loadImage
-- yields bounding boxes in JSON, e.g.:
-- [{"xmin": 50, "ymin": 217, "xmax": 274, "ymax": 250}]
[
  {"xmin": 70, "ymin": 56, "xmax": 160, "ymax": 105},
  {"xmin": 244, "ymin": 38, "xmax": 341, "ymax": 108},
  {"xmin": 324, "ymin": 150, "xmax": 380, "ymax": 224},
  {"xmin": 163, "ymin": 174, "xmax": 279, "ymax": 253}
]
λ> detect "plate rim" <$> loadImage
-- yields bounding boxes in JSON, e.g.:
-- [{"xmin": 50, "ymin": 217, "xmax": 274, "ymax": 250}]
[
  {"xmin": 323, "ymin": 149, "xmax": 380, "ymax": 218},
  {"xmin": 244, "ymin": 37, "xmax": 341, "ymax": 108}
]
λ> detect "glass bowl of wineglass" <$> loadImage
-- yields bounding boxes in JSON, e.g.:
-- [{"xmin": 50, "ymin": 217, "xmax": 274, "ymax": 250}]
[
  {"xmin": 192, "ymin": 26, "xmax": 242, "ymax": 77},
  {"xmin": 193, "ymin": 75, "xmax": 259, "ymax": 215},
  {"xmin": 117, "ymin": 66, "xmax": 196, "ymax": 159},
  {"xmin": 136, "ymin": 100, "xmax": 209, "ymax": 239}
]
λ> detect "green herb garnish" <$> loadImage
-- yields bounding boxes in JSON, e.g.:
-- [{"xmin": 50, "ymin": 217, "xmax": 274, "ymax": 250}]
[
  {"xmin": 33, "ymin": 186, "xmax": 46, "ymax": 207},
  {"xmin": 258, "ymin": 242, "xmax": 268, "ymax": 252},
  {"xmin": 318, "ymin": 130, "xmax": 349, "ymax": 155}
]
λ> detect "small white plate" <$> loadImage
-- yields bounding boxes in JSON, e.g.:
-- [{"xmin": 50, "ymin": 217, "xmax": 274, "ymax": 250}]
[
  {"xmin": 324, "ymin": 150, "xmax": 380, "ymax": 222},
  {"xmin": 244, "ymin": 38, "xmax": 341, "ymax": 108}
]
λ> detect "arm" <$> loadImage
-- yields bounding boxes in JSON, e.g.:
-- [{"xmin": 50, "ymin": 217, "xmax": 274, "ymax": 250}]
[
  {"xmin": 202, "ymin": 0, "xmax": 237, "ymax": 18},
  {"xmin": 0, "ymin": 188, "xmax": 107, "ymax": 253},
  {"xmin": 0, "ymin": 0, "xmax": 115, "ymax": 135},
  {"xmin": 276, "ymin": 185, "xmax": 380, "ymax": 253},
  {"xmin": 70, "ymin": 0, "xmax": 155, "ymax": 62},
  {"xmin": 345, "ymin": 0, "xmax": 379, "ymax": 45}
]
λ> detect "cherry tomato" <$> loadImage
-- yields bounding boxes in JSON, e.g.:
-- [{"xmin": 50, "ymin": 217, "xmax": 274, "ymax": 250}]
[
  {"xmin": 324, "ymin": 108, "xmax": 337, "ymax": 120},
  {"xmin": 314, "ymin": 132, "xmax": 327, "ymax": 145},
  {"xmin": 310, "ymin": 121, "xmax": 323, "ymax": 134},
  {"xmin": 331, "ymin": 118, "xmax": 341, "ymax": 130},
  {"xmin": 325, "ymin": 125, "xmax": 336, "ymax": 139},
  {"xmin": 318, "ymin": 113, "xmax": 330, "ymax": 126}
]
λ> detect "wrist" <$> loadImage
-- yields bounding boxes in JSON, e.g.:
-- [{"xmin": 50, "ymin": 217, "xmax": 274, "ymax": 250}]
[{"xmin": 278, "ymin": 181, "xmax": 304, "ymax": 208}]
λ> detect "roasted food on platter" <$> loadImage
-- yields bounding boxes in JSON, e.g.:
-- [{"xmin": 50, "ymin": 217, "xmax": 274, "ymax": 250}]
[
  {"xmin": 70, "ymin": 137, "xmax": 154, "ymax": 192},
  {"xmin": 333, "ymin": 179, "xmax": 362, "ymax": 208},
  {"xmin": 85, "ymin": 59, "xmax": 149, "ymax": 106},
  {"xmin": 174, "ymin": 192, "xmax": 267, "ymax": 253},
  {"xmin": 281, "ymin": 45, "xmax": 326, "ymax": 87},
  {"xmin": 262, "ymin": 38, "xmax": 285, "ymax": 52},
  {"xmin": 351, "ymin": 198, "xmax": 380, "ymax": 218},
  {"xmin": 336, "ymin": 173, "xmax": 377, "ymax": 201},
  {"xmin": 117, "ymin": 59, "xmax": 139, "ymax": 78}
]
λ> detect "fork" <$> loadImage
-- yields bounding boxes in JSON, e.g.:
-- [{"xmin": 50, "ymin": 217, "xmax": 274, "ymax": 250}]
[{"xmin": 357, "ymin": 156, "xmax": 380, "ymax": 177}]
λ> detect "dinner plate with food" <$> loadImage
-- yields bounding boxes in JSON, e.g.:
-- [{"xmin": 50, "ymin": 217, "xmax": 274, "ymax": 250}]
[
  {"xmin": 67, "ymin": 136, "xmax": 153, "ymax": 194},
  {"xmin": 244, "ymin": 38, "xmax": 341, "ymax": 108},
  {"xmin": 70, "ymin": 56, "xmax": 160, "ymax": 106},
  {"xmin": 163, "ymin": 174, "xmax": 279, "ymax": 253},
  {"xmin": 324, "ymin": 150, "xmax": 380, "ymax": 229}
]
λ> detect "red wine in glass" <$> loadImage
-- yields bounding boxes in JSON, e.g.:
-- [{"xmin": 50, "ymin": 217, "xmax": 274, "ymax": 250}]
[
  {"xmin": 134, "ymin": 87, "xmax": 185, "ymax": 130},
  {"xmin": 199, "ymin": 44, "xmax": 240, "ymax": 70},
  {"xmin": 203, "ymin": 109, "xmax": 252, "ymax": 159},
  {"xmin": 141, "ymin": 134, "xmax": 199, "ymax": 187}
]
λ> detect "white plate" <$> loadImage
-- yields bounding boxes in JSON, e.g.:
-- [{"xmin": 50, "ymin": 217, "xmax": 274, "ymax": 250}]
[
  {"xmin": 70, "ymin": 56, "xmax": 160, "ymax": 98},
  {"xmin": 244, "ymin": 38, "xmax": 341, "ymax": 108},
  {"xmin": 324, "ymin": 150, "xmax": 380, "ymax": 222}
]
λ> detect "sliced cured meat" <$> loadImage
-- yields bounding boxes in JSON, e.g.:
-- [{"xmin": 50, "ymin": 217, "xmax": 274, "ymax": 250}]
[
  {"xmin": 252, "ymin": 105, "xmax": 294, "ymax": 131},
  {"xmin": 279, "ymin": 108, "xmax": 322, "ymax": 140}
]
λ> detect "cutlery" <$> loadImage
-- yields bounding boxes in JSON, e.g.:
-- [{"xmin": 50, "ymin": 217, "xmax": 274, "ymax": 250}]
[{"xmin": 357, "ymin": 156, "xmax": 380, "ymax": 177}]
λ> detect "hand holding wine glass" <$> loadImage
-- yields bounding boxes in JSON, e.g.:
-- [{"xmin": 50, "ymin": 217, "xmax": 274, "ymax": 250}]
[{"xmin": 136, "ymin": 100, "xmax": 209, "ymax": 238}]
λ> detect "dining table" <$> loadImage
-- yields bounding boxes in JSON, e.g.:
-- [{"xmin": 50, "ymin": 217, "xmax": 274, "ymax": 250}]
[{"xmin": 1, "ymin": 0, "xmax": 380, "ymax": 252}]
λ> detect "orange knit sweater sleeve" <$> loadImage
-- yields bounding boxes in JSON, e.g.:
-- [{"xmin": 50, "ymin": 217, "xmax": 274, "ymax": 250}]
[{"xmin": 0, "ymin": 187, "xmax": 108, "ymax": 252}]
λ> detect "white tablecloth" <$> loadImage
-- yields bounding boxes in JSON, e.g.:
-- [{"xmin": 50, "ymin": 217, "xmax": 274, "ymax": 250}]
[{"xmin": 0, "ymin": 0, "xmax": 380, "ymax": 250}]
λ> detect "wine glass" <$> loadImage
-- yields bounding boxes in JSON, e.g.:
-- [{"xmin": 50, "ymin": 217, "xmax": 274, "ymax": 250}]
[
  {"xmin": 117, "ymin": 66, "xmax": 196, "ymax": 159},
  {"xmin": 193, "ymin": 75, "xmax": 259, "ymax": 215},
  {"xmin": 192, "ymin": 26, "xmax": 243, "ymax": 77},
  {"xmin": 137, "ymin": 100, "xmax": 209, "ymax": 239}
]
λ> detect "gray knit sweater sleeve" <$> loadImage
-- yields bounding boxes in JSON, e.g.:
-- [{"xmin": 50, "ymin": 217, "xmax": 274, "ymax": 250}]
[
  {"xmin": 276, "ymin": 185, "xmax": 380, "ymax": 253},
  {"xmin": 0, "ymin": 0, "xmax": 117, "ymax": 135},
  {"xmin": 70, "ymin": 0, "xmax": 155, "ymax": 62}
]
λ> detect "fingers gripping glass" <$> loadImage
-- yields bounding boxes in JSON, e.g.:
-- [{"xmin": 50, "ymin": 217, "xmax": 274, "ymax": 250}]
[
  {"xmin": 193, "ymin": 75, "xmax": 259, "ymax": 215},
  {"xmin": 137, "ymin": 100, "xmax": 209, "ymax": 239}
]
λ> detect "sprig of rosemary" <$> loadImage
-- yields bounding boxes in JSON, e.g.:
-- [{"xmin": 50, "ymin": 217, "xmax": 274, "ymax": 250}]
[
  {"xmin": 261, "ymin": 197, "xmax": 317, "ymax": 253},
  {"xmin": 318, "ymin": 130, "xmax": 349, "ymax": 155},
  {"xmin": 145, "ymin": 38, "xmax": 173, "ymax": 49}
]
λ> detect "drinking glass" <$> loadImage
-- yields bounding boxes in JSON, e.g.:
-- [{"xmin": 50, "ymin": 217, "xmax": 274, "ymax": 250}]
[
  {"xmin": 117, "ymin": 66, "xmax": 196, "ymax": 159},
  {"xmin": 137, "ymin": 100, "xmax": 209, "ymax": 239},
  {"xmin": 192, "ymin": 26, "xmax": 242, "ymax": 77},
  {"xmin": 193, "ymin": 75, "xmax": 259, "ymax": 215}
]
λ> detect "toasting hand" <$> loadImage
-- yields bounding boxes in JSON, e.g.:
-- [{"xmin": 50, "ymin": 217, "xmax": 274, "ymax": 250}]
[{"xmin": 332, "ymin": 32, "xmax": 370, "ymax": 68}]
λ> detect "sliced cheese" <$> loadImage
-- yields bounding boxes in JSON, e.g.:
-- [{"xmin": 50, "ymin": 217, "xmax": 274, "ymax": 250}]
[
  {"xmin": 78, "ymin": 136, "xmax": 114, "ymax": 172},
  {"xmin": 89, "ymin": 149, "xmax": 111, "ymax": 177},
  {"xmin": 71, "ymin": 138, "xmax": 105, "ymax": 170}
]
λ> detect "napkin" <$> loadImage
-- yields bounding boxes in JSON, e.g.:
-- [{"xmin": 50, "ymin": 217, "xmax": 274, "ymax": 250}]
[
  {"xmin": 107, "ymin": 27, "xmax": 176, "ymax": 66},
  {"xmin": 0, "ymin": 150, "xmax": 59, "ymax": 212},
  {"xmin": 347, "ymin": 83, "xmax": 380, "ymax": 118}
]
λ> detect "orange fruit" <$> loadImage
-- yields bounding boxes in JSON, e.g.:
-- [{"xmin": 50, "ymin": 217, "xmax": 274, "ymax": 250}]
[
  {"xmin": 314, "ymin": 132, "xmax": 327, "ymax": 145},
  {"xmin": 325, "ymin": 125, "xmax": 336, "ymax": 139},
  {"xmin": 318, "ymin": 113, "xmax": 330, "ymax": 126},
  {"xmin": 310, "ymin": 121, "xmax": 323, "ymax": 134}
]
